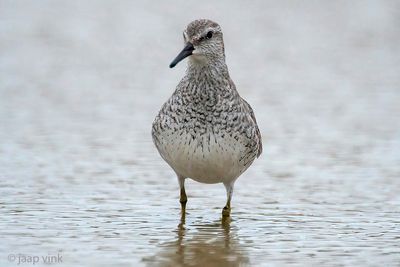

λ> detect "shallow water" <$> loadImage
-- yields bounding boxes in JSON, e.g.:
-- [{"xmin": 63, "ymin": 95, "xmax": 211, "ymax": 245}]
[{"xmin": 1, "ymin": 1, "xmax": 400, "ymax": 266}]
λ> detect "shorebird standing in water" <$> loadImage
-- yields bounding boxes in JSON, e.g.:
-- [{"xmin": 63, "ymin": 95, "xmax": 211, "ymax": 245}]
[{"xmin": 152, "ymin": 19, "xmax": 262, "ymax": 217}]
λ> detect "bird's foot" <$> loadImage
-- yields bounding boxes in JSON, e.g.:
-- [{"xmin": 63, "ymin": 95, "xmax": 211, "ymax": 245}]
[
  {"xmin": 180, "ymin": 199, "xmax": 187, "ymax": 214},
  {"xmin": 180, "ymin": 187, "xmax": 187, "ymax": 214},
  {"xmin": 222, "ymin": 206, "xmax": 231, "ymax": 217}
]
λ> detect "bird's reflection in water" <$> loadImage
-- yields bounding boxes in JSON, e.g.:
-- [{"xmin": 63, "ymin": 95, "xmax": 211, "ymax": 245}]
[{"xmin": 144, "ymin": 214, "xmax": 250, "ymax": 267}]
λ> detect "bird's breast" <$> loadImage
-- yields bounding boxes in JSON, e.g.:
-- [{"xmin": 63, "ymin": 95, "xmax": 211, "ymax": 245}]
[{"xmin": 153, "ymin": 126, "xmax": 253, "ymax": 184}]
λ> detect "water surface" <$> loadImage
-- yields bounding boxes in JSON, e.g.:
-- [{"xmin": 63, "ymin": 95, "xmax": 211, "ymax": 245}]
[{"xmin": 1, "ymin": 1, "xmax": 399, "ymax": 266}]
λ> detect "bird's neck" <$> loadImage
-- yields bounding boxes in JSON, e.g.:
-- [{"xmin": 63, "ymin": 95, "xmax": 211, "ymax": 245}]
[
  {"xmin": 181, "ymin": 58, "xmax": 237, "ymax": 104},
  {"xmin": 186, "ymin": 57, "xmax": 230, "ymax": 81}
]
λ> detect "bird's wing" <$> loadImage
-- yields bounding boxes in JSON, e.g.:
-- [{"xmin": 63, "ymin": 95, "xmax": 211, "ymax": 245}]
[{"xmin": 241, "ymin": 98, "xmax": 263, "ymax": 158}]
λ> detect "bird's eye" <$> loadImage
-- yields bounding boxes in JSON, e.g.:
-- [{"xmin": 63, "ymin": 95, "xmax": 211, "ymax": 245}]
[{"xmin": 206, "ymin": 31, "xmax": 213, "ymax": 39}]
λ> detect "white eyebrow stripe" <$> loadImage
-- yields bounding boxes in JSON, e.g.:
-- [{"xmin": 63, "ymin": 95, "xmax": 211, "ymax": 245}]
[{"xmin": 183, "ymin": 31, "xmax": 188, "ymax": 41}]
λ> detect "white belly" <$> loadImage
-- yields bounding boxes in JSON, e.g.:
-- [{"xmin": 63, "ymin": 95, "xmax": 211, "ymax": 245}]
[{"xmin": 155, "ymin": 130, "xmax": 252, "ymax": 184}]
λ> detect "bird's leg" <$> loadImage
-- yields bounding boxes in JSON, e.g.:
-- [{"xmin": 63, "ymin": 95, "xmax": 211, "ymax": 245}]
[
  {"xmin": 178, "ymin": 175, "xmax": 187, "ymax": 212},
  {"xmin": 222, "ymin": 182, "xmax": 234, "ymax": 217}
]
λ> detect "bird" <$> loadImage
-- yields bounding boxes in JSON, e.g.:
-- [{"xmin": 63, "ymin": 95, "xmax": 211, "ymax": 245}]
[{"xmin": 152, "ymin": 19, "xmax": 262, "ymax": 217}]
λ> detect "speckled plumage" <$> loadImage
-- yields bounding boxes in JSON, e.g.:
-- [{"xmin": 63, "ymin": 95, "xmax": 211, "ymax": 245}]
[{"xmin": 152, "ymin": 19, "xmax": 262, "ymax": 216}]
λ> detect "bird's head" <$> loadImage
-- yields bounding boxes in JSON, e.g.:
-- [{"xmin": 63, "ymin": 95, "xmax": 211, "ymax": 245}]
[{"xmin": 169, "ymin": 19, "xmax": 225, "ymax": 68}]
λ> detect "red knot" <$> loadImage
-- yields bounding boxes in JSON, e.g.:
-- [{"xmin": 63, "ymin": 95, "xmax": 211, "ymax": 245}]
[{"xmin": 152, "ymin": 19, "xmax": 262, "ymax": 217}]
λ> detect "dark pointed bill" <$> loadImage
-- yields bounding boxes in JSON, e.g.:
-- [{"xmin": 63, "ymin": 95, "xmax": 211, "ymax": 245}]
[{"xmin": 169, "ymin": 42, "xmax": 195, "ymax": 68}]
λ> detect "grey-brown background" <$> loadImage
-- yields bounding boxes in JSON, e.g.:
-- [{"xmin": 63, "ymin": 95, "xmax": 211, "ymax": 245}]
[{"xmin": 1, "ymin": 1, "xmax": 399, "ymax": 266}]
